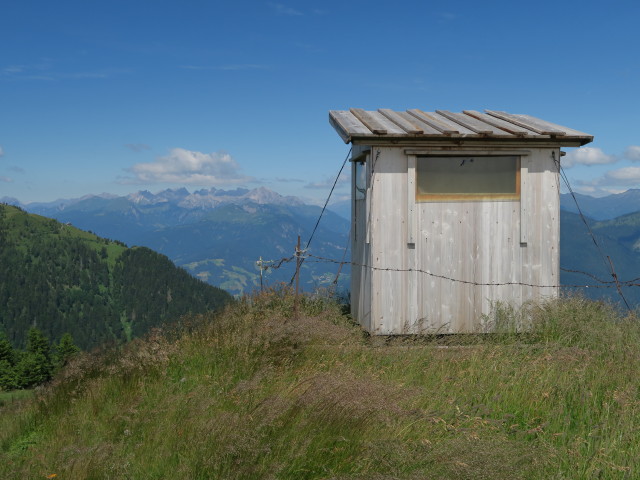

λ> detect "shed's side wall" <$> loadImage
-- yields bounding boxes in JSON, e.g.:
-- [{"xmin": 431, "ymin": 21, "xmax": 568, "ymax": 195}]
[
  {"xmin": 350, "ymin": 148, "xmax": 372, "ymax": 331},
  {"xmin": 365, "ymin": 146, "xmax": 559, "ymax": 334}
]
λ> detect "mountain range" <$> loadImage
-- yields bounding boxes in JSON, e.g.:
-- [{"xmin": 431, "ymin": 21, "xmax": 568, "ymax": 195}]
[
  {"xmin": 6, "ymin": 187, "xmax": 640, "ymax": 307},
  {"xmin": 3, "ymin": 187, "xmax": 351, "ymax": 295},
  {"xmin": 560, "ymin": 189, "xmax": 640, "ymax": 220}
]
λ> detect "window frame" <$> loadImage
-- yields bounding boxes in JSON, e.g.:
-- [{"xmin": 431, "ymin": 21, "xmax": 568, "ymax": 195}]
[{"xmin": 415, "ymin": 154, "xmax": 521, "ymax": 203}]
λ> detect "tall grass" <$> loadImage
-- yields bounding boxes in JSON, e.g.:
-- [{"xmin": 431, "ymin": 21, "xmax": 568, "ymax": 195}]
[{"xmin": 1, "ymin": 291, "xmax": 639, "ymax": 479}]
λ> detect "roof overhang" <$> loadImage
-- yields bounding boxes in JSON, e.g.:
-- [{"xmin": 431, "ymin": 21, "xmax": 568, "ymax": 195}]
[{"xmin": 329, "ymin": 108, "xmax": 593, "ymax": 147}]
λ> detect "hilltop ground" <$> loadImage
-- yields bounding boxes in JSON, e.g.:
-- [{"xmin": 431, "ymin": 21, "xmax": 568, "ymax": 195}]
[{"xmin": 1, "ymin": 291, "xmax": 639, "ymax": 479}]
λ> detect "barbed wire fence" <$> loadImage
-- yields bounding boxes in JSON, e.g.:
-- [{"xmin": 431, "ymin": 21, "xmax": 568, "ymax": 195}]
[
  {"xmin": 255, "ymin": 149, "xmax": 636, "ymax": 310},
  {"xmin": 553, "ymin": 151, "xmax": 631, "ymax": 310}
]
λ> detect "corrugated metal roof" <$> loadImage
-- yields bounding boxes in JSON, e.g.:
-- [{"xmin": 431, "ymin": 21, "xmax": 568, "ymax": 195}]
[{"xmin": 329, "ymin": 108, "xmax": 593, "ymax": 146}]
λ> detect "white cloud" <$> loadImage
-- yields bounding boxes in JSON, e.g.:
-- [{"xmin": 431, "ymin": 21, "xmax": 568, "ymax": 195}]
[
  {"xmin": 125, "ymin": 143, "xmax": 151, "ymax": 152},
  {"xmin": 562, "ymin": 147, "xmax": 617, "ymax": 168},
  {"xmin": 123, "ymin": 148, "xmax": 253, "ymax": 185},
  {"xmin": 305, "ymin": 175, "xmax": 349, "ymax": 190},
  {"xmin": 0, "ymin": 176, "xmax": 12, "ymax": 183},
  {"xmin": 181, "ymin": 64, "xmax": 269, "ymax": 71},
  {"xmin": 578, "ymin": 167, "xmax": 640, "ymax": 194},
  {"xmin": 275, "ymin": 177, "xmax": 305, "ymax": 183},
  {"xmin": 216, "ymin": 64, "xmax": 267, "ymax": 71},
  {"xmin": 602, "ymin": 166, "xmax": 640, "ymax": 185},
  {"xmin": 0, "ymin": 146, "xmax": 4, "ymax": 157},
  {"xmin": 1, "ymin": 60, "xmax": 125, "ymax": 82},
  {"xmin": 3, "ymin": 65, "xmax": 24, "ymax": 74},
  {"xmin": 268, "ymin": 2, "xmax": 303, "ymax": 16},
  {"xmin": 624, "ymin": 145, "xmax": 640, "ymax": 162}
]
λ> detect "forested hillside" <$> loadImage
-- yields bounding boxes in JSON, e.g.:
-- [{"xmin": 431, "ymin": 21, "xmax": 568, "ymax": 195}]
[{"xmin": 0, "ymin": 204, "xmax": 232, "ymax": 350}]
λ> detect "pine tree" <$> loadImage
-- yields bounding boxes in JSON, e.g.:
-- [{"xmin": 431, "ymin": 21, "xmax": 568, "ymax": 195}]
[
  {"xmin": 54, "ymin": 333, "xmax": 80, "ymax": 368},
  {"xmin": 0, "ymin": 331, "xmax": 17, "ymax": 390},
  {"xmin": 14, "ymin": 352, "xmax": 51, "ymax": 388},
  {"xmin": 26, "ymin": 327, "xmax": 50, "ymax": 358},
  {"xmin": 0, "ymin": 360, "xmax": 18, "ymax": 391},
  {"xmin": 0, "ymin": 205, "xmax": 6, "ymax": 249},
  {"xmin": 20, "ymin": 327, "xmax": 53, "ymax": 386},
  {"xmin": 0, "ymin": 332, "xmax": 14, "ymax": 364}
]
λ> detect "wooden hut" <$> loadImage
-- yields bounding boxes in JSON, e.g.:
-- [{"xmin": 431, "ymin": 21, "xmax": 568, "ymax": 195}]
[{"xmin": 329, "ymin": 108, "xmax": 593, "ymax": 334}]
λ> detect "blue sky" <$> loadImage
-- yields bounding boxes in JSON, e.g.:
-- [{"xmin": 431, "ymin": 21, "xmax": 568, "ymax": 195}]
[{"xmin": 1, "ymin": 0, "xmax": 639, "ymax": 204}]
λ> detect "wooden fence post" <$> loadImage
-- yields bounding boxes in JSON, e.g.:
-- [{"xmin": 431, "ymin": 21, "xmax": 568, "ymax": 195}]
[{"xmin": 295, "ymin": 235, "xmax": 301, "ymax": 319}]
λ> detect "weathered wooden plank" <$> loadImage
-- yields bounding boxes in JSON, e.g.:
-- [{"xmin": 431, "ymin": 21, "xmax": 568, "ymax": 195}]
[
  {"xmin": 520, "ymin": 156, "xmax": 529, "ymax": 244},
  {"xmin": 363, "ymin": 110, "xmax": 407, "ymax": 135},
  {"xmin": 351, "ymin": 160, "xmax": 361, "ymax": 325},
  {"xmin": 368, "ymin": 148, "xmax": 407, "ymax": 333},
  {"xmin": 378, "ymin": 109, "xmax": 423, "ymax": 134},
  {"xmin": 393, "ymin": 111, "xmax": 443, "ymax": 135},
  {"xmin": 365, "ymin": 186, "xmax": 372, "ymax": 245},
  {"xmin": 407, "ymin": 242, "xmax": 417, "ymax": 331},
  {"xmin": 436, "ymin": 110, "xmax": 507, "ymax": 135},
  {"xmin": 544, "ymin": 149, "xmax": 560, "ymax": 297},
  {"xmin": 429, "ymin": 112, "xmax": 478, "ymax": 135},
  {"xmin": 329, "ymin": 110, "xmax": 370, "ymax": 143},
  {"xmin": 485, "ymin": 110, "xmax": 566, "ymax": 135},
  {"xmin": 463, "ymin": 110, "xmax": 533, "ymax": 136},
  {"xmin": 406, "ymin": 109, "xmax": 460, "ymax": 135},
  {"xmin": 349, "ymin": 108, "xmax": 388, "ymax": 135},
  {"xmin": 407, "ymin": 155, "xmax": 416, "ymax": 244},
  {"xmin": 518, "ymin": 115, "xmax": 592, "ymax": 139}
]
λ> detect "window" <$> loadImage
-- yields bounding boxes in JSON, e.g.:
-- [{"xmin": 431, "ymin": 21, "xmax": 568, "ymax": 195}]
[
  {"xmin": 416, "ymin": 155, "xmax": 520, "ymax": 202},
  {"xmin": 354, "ymin": 160, "xmax": 367, "ymax": 200}
]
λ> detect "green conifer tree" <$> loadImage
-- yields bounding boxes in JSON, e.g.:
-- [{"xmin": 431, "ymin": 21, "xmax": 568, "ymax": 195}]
[
  {"xmin": 54, "ymin": 332, "xmax": 80, "ymax": 368},
  {"xmin": 0, "ymin": 360, "xmax": 18, "ymax": 391},
  {"xmin": 0, "ymin": 332, "xmax": 17, "ymax": 390},
  {"xmin": 26, "ymin": 327, "xmax": 50, "ymax": 358},
  {"xmin": 0, "ymin": 332, "xmax": 14, "ymax": 364},
  {"xmin": 14, "ymin": 352, "xmax": 51, "ymax": 388},
  {"xmin": 17, "ymin": 327, "xmax": 53, "ymax": 387}
]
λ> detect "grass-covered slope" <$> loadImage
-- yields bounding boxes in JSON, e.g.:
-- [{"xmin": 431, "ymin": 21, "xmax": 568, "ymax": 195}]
[
  {"xmin": 2, "ymin": 292, "xmax": 639, "ymax": 479},
  {"xmin": 0, "ymin": 204, "xmax": 232, "ymax": 350}
]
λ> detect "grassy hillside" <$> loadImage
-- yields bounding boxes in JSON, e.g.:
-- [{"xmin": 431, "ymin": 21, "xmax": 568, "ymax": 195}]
[
  {"xmin": 0, "ymin": 204, "xmax": 232, "ymax": 350},
  {"xmin": 2, "ymin": 291, "xmax": 639, "ymax": 479}
]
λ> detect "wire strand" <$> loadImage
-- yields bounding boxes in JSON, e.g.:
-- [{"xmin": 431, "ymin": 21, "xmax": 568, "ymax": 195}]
[
  {"xmin": 289, "ymin": 147, "xmax": 352, "ymax": 285},
  {"xmin": 555, "ymin": 151, "xmax": 632, "ymax": 310},
  {"xmin": 304, "ymin": 253, "xmax": 626, "ymax": 290}
]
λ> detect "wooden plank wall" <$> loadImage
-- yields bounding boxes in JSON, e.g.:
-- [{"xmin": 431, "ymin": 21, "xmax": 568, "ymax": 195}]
[
  {"xmin": 350, "ymin": 147, "xmax": 372, "ymax": 330},
  {"xmin": 361, "ymin": 146, "xmax": 560, "ymax": 334}
]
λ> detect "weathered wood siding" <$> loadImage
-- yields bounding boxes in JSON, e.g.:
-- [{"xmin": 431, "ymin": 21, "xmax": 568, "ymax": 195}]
[
  {"xmin": 353, "ymin": 146, "xmax": 560, "ymax": 334},
  {"xmin": 350, "ymin": 146, "xmax": 372, "ymax": 330}
]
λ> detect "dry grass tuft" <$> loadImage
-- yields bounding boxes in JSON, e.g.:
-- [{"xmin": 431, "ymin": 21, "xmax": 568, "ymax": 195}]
[{"xmin": 292, "ymin": 371, "xmax": 412, "ymax": 424}]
